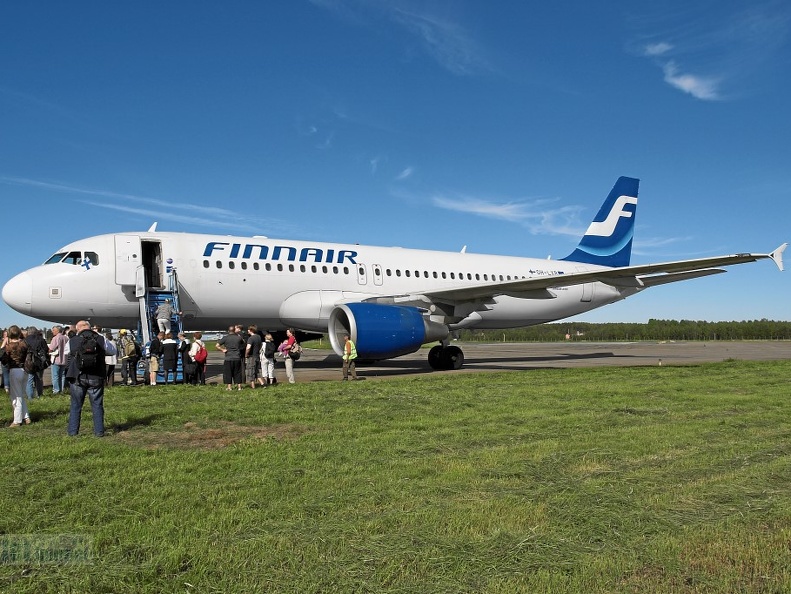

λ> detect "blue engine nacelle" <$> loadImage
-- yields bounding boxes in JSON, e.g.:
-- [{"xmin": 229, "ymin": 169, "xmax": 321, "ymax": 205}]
[{"xmin": 328, "ymin": 303, "xmax": 449, "ymax": 360}]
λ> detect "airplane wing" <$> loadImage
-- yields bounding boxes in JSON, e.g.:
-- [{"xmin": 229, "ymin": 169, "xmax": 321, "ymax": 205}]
[{"xmin": 406, "ymin": 244, "xmax": 787, "ymax": 304}]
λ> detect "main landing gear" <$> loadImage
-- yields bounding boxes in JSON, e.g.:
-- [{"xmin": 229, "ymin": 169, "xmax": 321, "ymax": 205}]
[{"xmin": 427, "ymin": 343, "xmax": 464, "ymax": 370}]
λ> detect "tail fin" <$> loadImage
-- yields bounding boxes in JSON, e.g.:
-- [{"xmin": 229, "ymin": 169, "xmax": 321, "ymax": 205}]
[{"xmin": 561, "ymin": 176, "xmax": 639, "ymax": 267}]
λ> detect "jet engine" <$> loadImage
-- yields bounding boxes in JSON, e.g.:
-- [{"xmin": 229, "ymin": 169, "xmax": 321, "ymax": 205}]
[{"xmin": 328, "ymin": 303, "xmax": 449, "ymax": 361}]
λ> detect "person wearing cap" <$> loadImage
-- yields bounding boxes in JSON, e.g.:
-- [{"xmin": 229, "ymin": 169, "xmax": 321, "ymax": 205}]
[
  {"xmin": 117, "ymin": 329, "xmax": 139, "ymax": 386},
  {"xmin": 154, "ymin": 298, "xmax": 181, "ymax": 334}
]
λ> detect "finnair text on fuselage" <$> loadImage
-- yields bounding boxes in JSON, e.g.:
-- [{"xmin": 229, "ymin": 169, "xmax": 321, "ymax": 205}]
[{"xmin": 203, "ymin": 242, "xmax": 358, "ymax": 264}]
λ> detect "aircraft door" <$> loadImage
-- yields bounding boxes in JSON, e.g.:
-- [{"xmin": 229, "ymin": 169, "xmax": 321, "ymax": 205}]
[
  {"xmin": 115, "ymin": 235, "xmax": 142, "ymax": 285},
  {"xmin": 372, "ymin": 264, "xmax": 383, "ymax": 286},
  {"xmin": 141, "ymin": 241, "xmax": 164, "ymax": 289},
  {"xmin": 356, "ymin": 263, "xmax": 368, "ymax": 286}
]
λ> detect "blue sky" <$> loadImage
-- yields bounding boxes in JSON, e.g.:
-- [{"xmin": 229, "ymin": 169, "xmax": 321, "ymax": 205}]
[{"xmin": 1, "ymin": 0, "xmax": 789, "ymax": 329}]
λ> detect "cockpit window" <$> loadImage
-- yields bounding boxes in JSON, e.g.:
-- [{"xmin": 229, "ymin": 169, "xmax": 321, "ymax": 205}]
[
  {"xmin": 62, "ymin": 252, "xmax": 83, "ymax": 265},
  {"xmin": 44, "ymin": 251, "xmax": 100, "ymax": 266},
  {"xmin": 44, "ymin": 252, "xmax": 67, "ymax": 265}
]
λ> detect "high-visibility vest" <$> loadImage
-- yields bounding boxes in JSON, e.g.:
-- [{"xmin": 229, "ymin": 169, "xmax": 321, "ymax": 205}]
[{"xmin": 344, "ymin": 340, "xmax": 357, "ymax": 361}]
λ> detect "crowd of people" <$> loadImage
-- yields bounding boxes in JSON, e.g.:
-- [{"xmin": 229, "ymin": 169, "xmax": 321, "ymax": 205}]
[
  {"xmin": 0, "ymin": 321, "xmax": 116, "ymax": 435},
  {"xmin": 1, "ymin": 321, "xmax": 333, "ymax": 434}
]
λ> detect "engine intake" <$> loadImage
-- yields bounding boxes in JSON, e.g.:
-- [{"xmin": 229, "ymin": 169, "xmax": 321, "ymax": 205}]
[{"xmin": 328, "ymin": 303, "xmax": 448, "ymax": 360}]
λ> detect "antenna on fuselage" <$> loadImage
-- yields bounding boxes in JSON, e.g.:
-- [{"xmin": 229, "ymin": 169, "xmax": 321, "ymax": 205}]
[
  {"xmin": 148, "ymin": 222, "xmax": 158, "ymax": 232},
  {"xmin": 460, "ymin": 245, "xmax": 467, "ymax": 253}
]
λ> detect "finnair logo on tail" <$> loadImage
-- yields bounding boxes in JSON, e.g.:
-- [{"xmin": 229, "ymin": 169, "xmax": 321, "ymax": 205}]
[{"xmin": 585, "ymin": 195, "xmax": 638, "ymax": 237}]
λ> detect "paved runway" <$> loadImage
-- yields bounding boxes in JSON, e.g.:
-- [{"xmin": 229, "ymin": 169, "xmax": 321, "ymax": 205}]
[{"xmin": 206, "ymin": 341, "xmax": 791, "ymax": 383}]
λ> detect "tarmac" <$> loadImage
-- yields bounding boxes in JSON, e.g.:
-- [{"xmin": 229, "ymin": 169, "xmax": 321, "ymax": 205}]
[{"xmin": 200, "ymin": 341, "xmax": 791, "ymax": 384}]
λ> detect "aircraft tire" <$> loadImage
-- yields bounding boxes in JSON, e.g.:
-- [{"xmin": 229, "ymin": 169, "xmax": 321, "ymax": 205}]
[
  {"xmin": 442, "ymin": 345, "xmax": 464, "ymax": 370},
  {"xmin": 428, "ymin": 345, "xmax": 444, "ymax": 370}
]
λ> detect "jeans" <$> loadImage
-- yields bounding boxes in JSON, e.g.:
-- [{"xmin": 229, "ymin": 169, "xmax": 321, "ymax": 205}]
[
  {"xmin": 51, "ymin": 363, "xmax": 66, "ymax": 394},
  {"xmin": 26, "ymin": 371, "xmax": 44, "ymax": 399},
  {"xmin": 125, "ymin": 358, "xmax": 139, "ymax": 384},
  {"xmin": 68, "ymin": 376, "xmax": 105, "ymax": 436}
]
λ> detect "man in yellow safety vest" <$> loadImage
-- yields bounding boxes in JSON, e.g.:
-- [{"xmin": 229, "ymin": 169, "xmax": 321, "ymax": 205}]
[{"xmin": 342, "ymin": 334, "xmax": 358, "ymax": 381}]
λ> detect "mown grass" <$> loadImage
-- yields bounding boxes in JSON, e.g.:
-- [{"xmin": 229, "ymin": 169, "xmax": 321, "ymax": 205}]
[{"xmin": 1, "ymin": 360, "xmax": 790, "ymax": 593}]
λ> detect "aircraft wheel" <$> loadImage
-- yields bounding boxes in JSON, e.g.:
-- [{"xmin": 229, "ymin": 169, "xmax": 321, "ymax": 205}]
[
  {"xmin": 428, "ymin": 345, "xmax": 444, "ymax": 370},
  {"xmin": 442, "ymin": 345, "xmax": 464, "ymax": 370}
]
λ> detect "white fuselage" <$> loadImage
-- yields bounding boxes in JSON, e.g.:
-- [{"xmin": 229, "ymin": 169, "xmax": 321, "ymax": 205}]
[{"xmin": 3, "ymin": 231, "xmax": 637, "ymax": 331}]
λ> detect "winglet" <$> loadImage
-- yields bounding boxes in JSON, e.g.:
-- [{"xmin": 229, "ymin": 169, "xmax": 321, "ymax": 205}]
[{"xmin": 770, "ymin": 243, "xmax": 787, "ymax": 271}]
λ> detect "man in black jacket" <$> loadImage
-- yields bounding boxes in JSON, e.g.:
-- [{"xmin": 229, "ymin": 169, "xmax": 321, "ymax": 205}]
[{"xmin": 65, "ymin": 320, "xmax": 117, "ymax": 437}]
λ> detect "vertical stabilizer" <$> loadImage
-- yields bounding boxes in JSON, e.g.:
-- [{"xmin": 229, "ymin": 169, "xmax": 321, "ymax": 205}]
[{"xmin": 562, "ymin": 176, "xmax": 639, "ymax": 267}]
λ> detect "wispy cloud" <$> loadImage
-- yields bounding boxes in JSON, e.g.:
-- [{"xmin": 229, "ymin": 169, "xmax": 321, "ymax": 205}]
[
  {"xmin": 429, "ymin": 192, "xmax": 586, "ymax": 237},
  {"xmin": 0, "ymin": 176, "xmax": 275, "ymax": 235},
  {"xmin": 662, "ymin": 61, "xmax": 722, "ymax": 100},
  {"xmin": 643, "ymin": 42, "xmax": 673, "ymax": 57},
  {"xmin": 632, "ymin": 2, "xmax": 791, "ymax": 100},
  {"xmin": 369, "ymin": 156, "xmax": 383, "ymax": 174},
  {"xmin": 390, "ymin": 7, "xmax": 490, "ymax": 75},
  {"xmin": 395, "ymin": 166, "xmax": 414, "ymax": 181},
  {"xmin": 310, "ymin": 0, "xmax": 491, "ymax": 76},
  {"xmin": 428, "ymin": 189, "xmax": 692, "ymax": 256}
]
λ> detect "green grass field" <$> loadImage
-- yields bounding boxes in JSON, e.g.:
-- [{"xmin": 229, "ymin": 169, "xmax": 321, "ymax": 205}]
[{"xmin": 2, "ymin": 360, "xmax": 790, "ymax": 593}]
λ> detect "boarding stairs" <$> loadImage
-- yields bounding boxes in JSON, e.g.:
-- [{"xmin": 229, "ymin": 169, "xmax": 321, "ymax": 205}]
[{"xmin": 135, "ymin": 267, "xmax": 185, "ymax": 383}]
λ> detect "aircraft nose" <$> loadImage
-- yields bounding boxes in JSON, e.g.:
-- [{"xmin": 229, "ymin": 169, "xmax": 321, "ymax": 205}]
[{"xmin": 2, "ymin": 271, "xmax": 33, "ymax": 315}]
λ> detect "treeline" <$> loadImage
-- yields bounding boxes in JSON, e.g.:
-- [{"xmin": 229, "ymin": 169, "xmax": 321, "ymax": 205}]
[{"xmin": 456, "ymin": 319, "xmax": 791, "ymax": 342}]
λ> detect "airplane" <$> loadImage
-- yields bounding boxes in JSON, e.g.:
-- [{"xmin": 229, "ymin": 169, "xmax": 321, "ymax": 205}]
[{"xmin": 2, "ymin": 176, "xmax": 786, "ymax": 370}]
